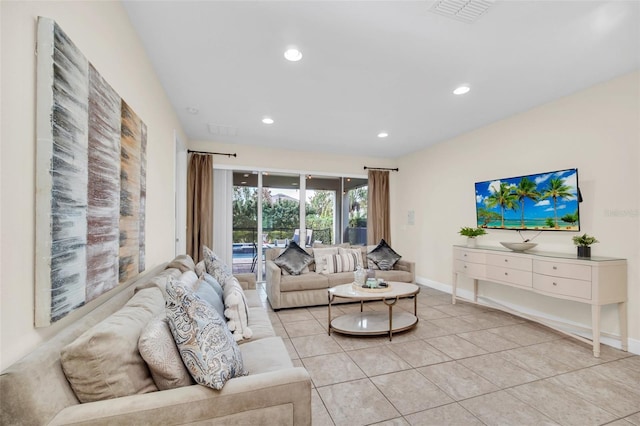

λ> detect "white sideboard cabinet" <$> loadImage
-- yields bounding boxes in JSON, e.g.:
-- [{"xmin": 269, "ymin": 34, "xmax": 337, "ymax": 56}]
[{"xmin": 452, "ymin": 245, "xmax": 627, "ymax": 357}]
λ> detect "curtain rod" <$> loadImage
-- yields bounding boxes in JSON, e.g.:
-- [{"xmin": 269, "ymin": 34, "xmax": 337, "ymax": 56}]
[
  {"xmin": 363, "ymin": 166, "xmax": 399, "ymax": 172},
  {"xmin": 187, "ymin": 150, "xmax": 237, "ymax": 158}
]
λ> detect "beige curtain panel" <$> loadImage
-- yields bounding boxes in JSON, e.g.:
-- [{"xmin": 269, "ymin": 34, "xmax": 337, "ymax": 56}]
[
  {"xmin": 367, "ymin": 169, "xmax": 391, "ymax": 245},
  {"xmin": 187, "ymin": 154, "xmax": 213, "ymax": 263}
]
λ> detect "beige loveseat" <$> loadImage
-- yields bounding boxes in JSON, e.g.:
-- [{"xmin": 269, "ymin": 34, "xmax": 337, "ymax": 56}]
[
  {"xmin": 1, "ymin": 256, "xmax": 311, "ymax": 425},
  {"xmin": 266, "ymin": 245, "xmax": 415, "ymax": 310}
]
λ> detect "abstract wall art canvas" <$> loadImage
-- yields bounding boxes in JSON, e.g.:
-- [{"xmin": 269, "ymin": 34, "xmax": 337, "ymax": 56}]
[{"xmin": 35, "ymin": 17, "xmax": 146, "ymax": 326}]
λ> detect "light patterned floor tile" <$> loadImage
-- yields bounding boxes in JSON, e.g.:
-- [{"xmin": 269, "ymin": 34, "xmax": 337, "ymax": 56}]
[
  {"xmin": 459, "ymin": 353, "xmax": 539, "ymax": 388},
  {"xmin": 404, "ymin": 403, "xmax": 484, "ymax": 426},
  {"xmin": 317, "ymin": 378, "xmax": 399, "ymax": 426},
  {"xmin": 507, "ymin": 379, "xmax": 617, "ymax": 426},
  {"xmin": 387, "ymin": 339, "xmax": 451, "ymax": 368},
  {"xmin": 348, "ymin": 346, "xmax": 412, "ymax": 376},
  {"xmin": 460, "ymin": 390, "xmax": 558, "ymax": 425},
  {"xmin": 417, "ymin": 361, "xmax": 498, "ymax": 401},
  {"xmin": 371, "ymin": 370, "xmax": 453, "ymax": 415}
]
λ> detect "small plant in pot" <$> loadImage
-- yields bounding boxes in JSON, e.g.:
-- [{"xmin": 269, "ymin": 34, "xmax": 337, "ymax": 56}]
[
  {"xmin": 459, "ymin": 227, "xmax": 487, "ymax": 248},
  {"xmin": 572, "ymin": 233, "xmax": 598, "ymax": 258}
]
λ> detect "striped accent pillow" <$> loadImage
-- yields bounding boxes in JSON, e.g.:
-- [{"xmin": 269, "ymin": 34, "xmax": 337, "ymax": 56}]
[
  {"xmin": 318, "ymin": 253, "xmax": 359, "ymax": 274},
  {"xmin": 338, "ymin": 248, "xmax": 365, "ymax": 269}
]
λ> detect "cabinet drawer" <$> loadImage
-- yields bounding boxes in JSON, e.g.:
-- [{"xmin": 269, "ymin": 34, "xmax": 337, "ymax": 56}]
[
  {"xmin": 533, "ymin": 273, "xmax": 592, "ymax": 300},
  {"xmin": 487, "ymin": 253, "xmax": 532, "ymax": 271},
  {"xmin": 454, "ymin": 260, "xmax": 486, "ymax": 277},
  {"xmin": 455, "ymin": 249, "xmax": 485, "ymax": 264},
  {"xmin": 533, "ymin": 260, "xmax": 591, "ymax": 281},
  {"xmin": 486, "ymin": 265, "xmax": 532, "ymax": 287}
]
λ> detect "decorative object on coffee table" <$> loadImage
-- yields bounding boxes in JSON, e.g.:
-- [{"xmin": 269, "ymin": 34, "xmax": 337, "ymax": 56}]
[{"xmin": 572, "ymin": 233, "xmax": 599, "ymax": 258}]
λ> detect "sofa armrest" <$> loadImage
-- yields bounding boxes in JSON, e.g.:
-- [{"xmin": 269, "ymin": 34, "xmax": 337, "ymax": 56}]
[
  {"xmin": 265, "ymin": 260, "xmax": 283, "ymax": 310},
  {"xmin": 50, "ymin": 368, "xmax": 311, "ymax": 426},
  {"xmin": 234, "ymin": 273, "xmax": 256, "ymax": 290},
  {"xmin": 394, "ymin": 260, "xmax": 415, "ymax": 283}
]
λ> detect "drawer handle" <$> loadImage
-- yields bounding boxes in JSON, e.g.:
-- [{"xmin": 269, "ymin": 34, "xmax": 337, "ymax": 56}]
[
  {"xmin": 504, "ymin": 272, "xmax": 508, "ymax": 276},
  {"xmin": 464, "ymin": 265, "xmax": 467, "ymax": 269},
  {"xmin": 553, "ymin": 282, "xmax": 557, "ymax": 286},
  {"xmin": 464, "ymin": 254, "xmax": 467, "ymax": 257},
  {"xmin": 504, "ymin": 259, "xmax": 508, "ymax": 262},
  {"xmin": 552, "ymin": 266, "xmax": 557, "ymax": 270}
]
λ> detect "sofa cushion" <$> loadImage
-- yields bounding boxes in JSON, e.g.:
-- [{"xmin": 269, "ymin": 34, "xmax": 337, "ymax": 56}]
[
  {"xmin": 203, "ymin": 245, "xmax": 233, "ymax": 285},
  {"xmin": 327, "ymin": 271, "xmax": 358, "ymax": 287},
  {"xmin": 317, "ymin": 253, "xmax": 359, "ymax": 274},
  {"xmin": 240, "ymin": 337, "xmax": 293, "ymax": 374},
  {"xmin": 60, "ymin": 287, "xmax": 164, "ymax": 403},
  {"xmin": 202, "ymin": 273, "xmax": 224, "ymax": 299},
  {"xmin": 138, "ymin": 314, "xmax": 194, "ymax": 390},
  {"xmin": 339, "ymin": 247, "xmax": 365, "ymax": 268},
  {"xmin": 280, "ymin": 273, "xmax": 330, "ymax": 292},
  {"xmin": 312, "ymin": 247, "xmax": 339, "ymax": 273},
  {"xmin": 166, "ymin": 254, "xmax": 196, "ymax": 273},
  {"xmin": 195, "ymin": 260, "xmax": 206, "ymax": 277},
  {"xmin": 375, "ymin": 269, "xmax": 413, "ymax": 283},
  {"xmin": 192, "ymin": 275, "xmax": 225, "ymax": 319},
  {"xmin": 165, "ymin": 277, "xmax": 248, "ymax": 390},
  {"xmin": 244, "ymin": 306, "xmax": 277, "ymax": 342},
  {"xmin": 367, "ymin": 239, "xmax": 401, "ymax": 271},
  {"xmin": 274, "ymin": 241, "xmax": 314, "ymax": 275},
  {"xmin": 223, "ymin": 276, "xmax": 253, "ymax": 341}
]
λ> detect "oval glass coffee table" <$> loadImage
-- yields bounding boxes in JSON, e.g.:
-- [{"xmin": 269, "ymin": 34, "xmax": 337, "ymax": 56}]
[{"xmin": 327, "ymin": 282, "xmax": 420, "ymax": 341}]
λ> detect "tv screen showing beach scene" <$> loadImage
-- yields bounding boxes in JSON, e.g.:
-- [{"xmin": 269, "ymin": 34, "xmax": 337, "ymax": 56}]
[{"xmin": 475, "ymin": 168, "xmax": 580, "ymax": 231}]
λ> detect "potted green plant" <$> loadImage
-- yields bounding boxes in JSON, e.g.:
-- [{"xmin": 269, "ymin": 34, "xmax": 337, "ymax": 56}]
[
  {"xmin": 459, "ymin": 227, "xmax": 487, "ymax": 248},
  {"xmin": 572, "ymin": 233, "xmax": 598, "ymax": 258}
]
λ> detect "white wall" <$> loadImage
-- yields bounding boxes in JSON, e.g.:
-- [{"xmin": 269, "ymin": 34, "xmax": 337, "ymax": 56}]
[
  {"xmin": 392, "ymin": 71, "xmax": 640, "ymax": 352},
  {"xmin": 0, "ymin": 1, "xmax": 186, "ymax": 370}
]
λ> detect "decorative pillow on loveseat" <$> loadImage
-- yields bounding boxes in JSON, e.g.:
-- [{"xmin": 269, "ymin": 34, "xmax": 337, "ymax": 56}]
[
  {"xmin": 367, "ymin": 239, "xmax": 402, "ymax": 271},
  {"xmin": 60, "ymin": 287, "xmax": 163, "ymax": 403},
  {"xmin": 274, "ymin": 241, "xmax": 314, "ymax": 275},
  {"xmin": 165, "ymin": 277, "xmax": 248, "ymax": 390}
]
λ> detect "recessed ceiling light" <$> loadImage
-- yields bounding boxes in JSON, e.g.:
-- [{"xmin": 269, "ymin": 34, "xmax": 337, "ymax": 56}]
[
  {"xmin": 378, "ymin": 132, "xmax": 389, "ymax": 138},
  {"xmin": 453, "ymin": 85, "xmax": 470, "ymax": 95},
  {"xmin": 284, "ymin": 48, "xmax": 302, "ymax": 62},
  {"xmin": 185, "ymin": 106, "xmax": 199, "ymax": 114},
  {"xmin": 262, "ymin": 117, "xmax": 274, "ymax": 124}
]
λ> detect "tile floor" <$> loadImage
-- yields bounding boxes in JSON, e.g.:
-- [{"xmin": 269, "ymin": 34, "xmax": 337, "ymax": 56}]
[{"xmin": 256, "ymin": 283, "xmax": 640, "ymax": 426}]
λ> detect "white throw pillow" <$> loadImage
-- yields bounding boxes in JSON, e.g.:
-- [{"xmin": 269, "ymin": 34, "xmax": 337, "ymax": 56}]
[
  {"xmin": 318, "ymin": 253, "xmax": 359, "ymax": 274},
  {"xmin": 313, "ymin": 247, "xmax": 339, "ymax": 274},
  {"xmin": 223, "ymin": 276, "xmax": 253, "ymax": 342}
]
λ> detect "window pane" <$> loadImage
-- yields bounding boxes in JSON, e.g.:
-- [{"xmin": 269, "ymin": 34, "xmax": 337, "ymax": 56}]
[
  {"xmin": 232, "ymin": 171, "xmax": 257, "ymax": 274},
  {"xmin": 343, "ymin": 178, "xmax": 368, "ymax": 245},
  {"xmin": 306, "ymin": 175, "xmax": 340, "ymax": 245}
]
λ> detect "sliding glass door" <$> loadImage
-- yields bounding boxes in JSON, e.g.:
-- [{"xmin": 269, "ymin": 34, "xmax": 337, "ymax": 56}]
[{"xmin": 227, "ymin": 169, "xmax": 366, "ymax": 280}]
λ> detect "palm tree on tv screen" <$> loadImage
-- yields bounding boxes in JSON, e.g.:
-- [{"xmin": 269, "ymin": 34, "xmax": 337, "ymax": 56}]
[
  {"xmin": 485, "ymin": 182, "xmax": 519, "ymax": 228},
  {"xmin": 515, "ymin": 177, "xmax": 540, "ymax": 228},
  {"xmin": 542, "ymin": 177, "xmax": 574, "ymax": 229}
]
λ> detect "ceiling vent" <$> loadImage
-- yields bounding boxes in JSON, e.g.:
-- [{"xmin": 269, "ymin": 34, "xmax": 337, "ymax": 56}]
[
  {"xmin": 429, "ymin": 0, "xmax": 495, "ymax": 23},
  {"xmin": 208, "ymin": 123, "xmax": 238, "ymax": 137}
]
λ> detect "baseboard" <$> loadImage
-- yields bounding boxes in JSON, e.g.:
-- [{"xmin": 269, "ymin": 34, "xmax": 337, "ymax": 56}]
[{"xmin": 415, "ymin": 275, "xmax": 639, "ymax": 356}]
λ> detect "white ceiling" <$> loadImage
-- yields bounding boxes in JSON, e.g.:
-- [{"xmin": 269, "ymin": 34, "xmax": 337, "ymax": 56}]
[{"xmin": 123, "ymin": 1, "xmax": 640, "ymax": 158}]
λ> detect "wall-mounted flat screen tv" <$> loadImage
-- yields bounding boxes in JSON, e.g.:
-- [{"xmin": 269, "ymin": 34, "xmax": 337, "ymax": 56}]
[{"xmin": 475, "ymin": 168, "xmax": 580, "ymax": 231}]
